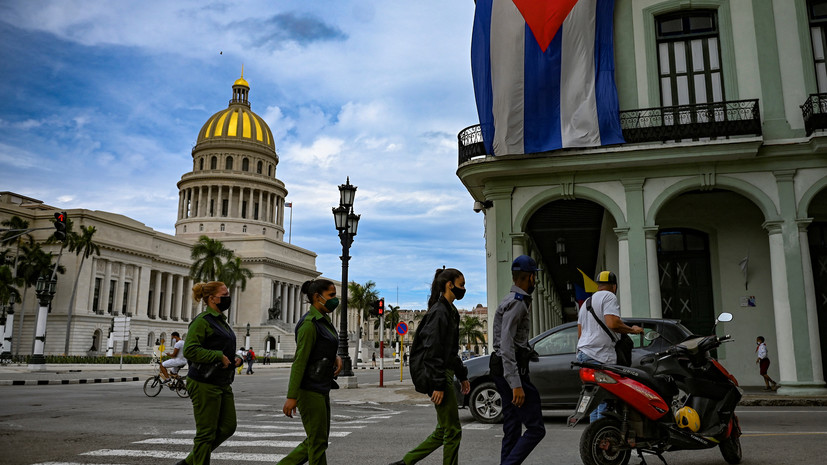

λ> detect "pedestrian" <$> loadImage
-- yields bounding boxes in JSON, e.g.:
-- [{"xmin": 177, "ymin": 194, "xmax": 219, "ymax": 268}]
[
  {"xmin": 372, "ymin": 352, "xmax": 377, "ymax": 368},
  {"xmin": 390, "ymin": 268, "xmax": 470, "ymax": 465},
  {"xmin": 576, "ymin": 271, "xmax": 643, "ymax": 421},
  {"xmin": 279, "ymin": 278, "xmax": 343, "ymax": 465},
  {"xmin": 178, "ymin": 281, "xmax": 244, "ymax": 465},
  {"xmin": 236, "ymin": 347, "xmax": 245, "ymax": 375},
  {"xmin": 756, "ymin": 336, "xmax": 779, "ymax": 391},
  {"xmin": 264, "ymin": 350, "xmax": 271, "ymax": 365},
  {"xmin": 403, "ymin": 352, "xmax": 408, "ymax": 367},
  {"xmin": 246, "ymin": 347, "xmax": 256, "ymax": 374},
  {"xmin": 489, "ymin": 255, "xmax": 546, "ymax": 465}
]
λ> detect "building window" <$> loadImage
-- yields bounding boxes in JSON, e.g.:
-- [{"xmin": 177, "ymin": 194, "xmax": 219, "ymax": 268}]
[
  {"xmin": 254, "ymin": 202, "xmax": 259, "ymax": 220},
  {"xmin": 93, "ymin": 278, "xmax": 102, "ymax": 314},
  {"xmin": 210, "ymin": 156, "xmax": 217, "ymax": 169},
  {"xmin": 656, "ymin": 10, "xmax": 723, "ymax": 107},
  {"xmin": 243, "ymin": 225, "xmax": 247, "ymax": 233},
  {"xmin": 242, "ymin": 158, "xmax": 249, "ymax": 171},
  {"xmin": 183, "ymin": 225, "xmax": 187, "ymax": 233},
  {"xmin": 262, "ymin": 228, "xmax": 266, "ymax": 235},
  {"xmin": 268, "ymin": 165, "xmax": 273, "ymax": 177},
  {"xmin": 107, "ymin": 280, "xmax": 116, "ymax": 314},
  {"xmin": 257, "ymin": 161, "xmax": 263, "ymax": 174},
  {"xmin": 122, "ymin": 282, "xmax": 130, "ymax": 314},
  {"xmin": 199, "ymin": 158, "xmax": 204, "ymax": 170},
  {"xmin": 199, "ymin": 223, "xmax": 204, "ymax": 231},
  {"xmin": 220, "ymin": 223, "xmax": 225, "ymax": 231},
  {"xmin": 809, "ymin": 0, "xmax": 827, "ymax": 91},
  {"xmin": 209, "ymin": 199, "xmax": 214, "ymax": 217},
  {"xmin": 147, "ymin": 332, "xmax": 155, "ymax": 347},
  {"xmin": 147, "ymin": 290, "xmax": 153, "ymax": 317},
  {"xmin": 225, "ymin": 156, "xmax": 233, "ymax": 170},
  {"xmin": 242, "ymin": 201, "xmax": 247, "ymax": 219}
]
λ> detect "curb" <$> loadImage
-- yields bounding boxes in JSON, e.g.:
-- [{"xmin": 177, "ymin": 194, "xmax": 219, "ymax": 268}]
[
  {"xmin": 356, "ymin": 366, "xmax": 401, "ymax": 370},
  {"xmin": 0, "ymin": 376, "xmax": 141, "ymax": 386}
]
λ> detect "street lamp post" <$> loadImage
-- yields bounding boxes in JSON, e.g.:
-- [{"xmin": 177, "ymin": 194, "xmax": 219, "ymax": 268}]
[
  {"xmin": 245, "ymin": 323, "xmax": 251, "ymax": 351},
  {"xmin": 333, "ymin": 177, "xmax": 360, "ymax": 377},
  {"xmin": 30, "ymin": 276, "xmax": 56, "ymax": 371}
]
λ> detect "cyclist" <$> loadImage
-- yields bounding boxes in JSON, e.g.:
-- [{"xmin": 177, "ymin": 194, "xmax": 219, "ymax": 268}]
[{"xmin": 160, "ymin": 332, "xmax": 186, "ymax": 383}]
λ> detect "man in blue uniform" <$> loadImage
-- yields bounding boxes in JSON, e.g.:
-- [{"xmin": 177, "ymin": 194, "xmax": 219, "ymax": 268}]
[{"xmin": 490, "ymin": 255, "xmax": 546, "ymax": 465}]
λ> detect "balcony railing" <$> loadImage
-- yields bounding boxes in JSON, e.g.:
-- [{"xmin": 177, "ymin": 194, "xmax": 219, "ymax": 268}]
[
  {"xmin": 457, "ymin": 99, "xmax": 763, "ymax": 165},
  {"xmin": 801, "ymin": 93, "xmax": 827, "ymax": 136},
  {"xmin": 620, "ymin": 99, "xmax": 761, "ymax": 143}
]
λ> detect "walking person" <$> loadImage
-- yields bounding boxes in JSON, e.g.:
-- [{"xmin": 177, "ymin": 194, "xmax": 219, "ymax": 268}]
[
  {"xmin": 372, "ymin": 352, "xmax": 377, "ymax": 368},
  {"xmin": 390, "ymin": 268, "xmax": 470, "ymax": 465},
  {"xmin": 178, "ymin": 281, "xmax": 244, "ymax": 465},
  {"xmin": 246, "ymin": 347, "xmax": 256, "ymax": 374},
  {"xmin": 576, "ymin": 271, "xmax": 643, "ymax": 421},
  {"xmin": 278, "ymin": 279, "xmax": 343, "ymax": 465},
  {"xmin": 756, "ymin": 336, "xmax": 779, "ymax": 391},
  {"xmin": 490, "ymin": 255, "xmax": 546, "ymax": 465},
  {"xmin": 236, "ymin": 347, "xmax": 245, "ymax": 375}
]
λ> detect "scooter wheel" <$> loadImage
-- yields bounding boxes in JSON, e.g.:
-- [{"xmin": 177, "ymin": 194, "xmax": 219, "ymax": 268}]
[
  {"xmin": 719, "ymin": 435, "xmax": 742, "ymax": 464},
  {"xmin": 580, "ymin": 418, "xmax": 631, "ymax": 465}
]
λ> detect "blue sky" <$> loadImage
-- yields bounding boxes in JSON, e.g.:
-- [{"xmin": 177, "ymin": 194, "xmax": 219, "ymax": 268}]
[{"xmin": 0, "ymin": 1, "xmax": 488, "ymax": 311}]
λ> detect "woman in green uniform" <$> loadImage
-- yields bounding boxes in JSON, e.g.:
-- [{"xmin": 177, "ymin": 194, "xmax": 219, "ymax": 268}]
[
  {"xmin": 390, "ymin": 268, "xmax": 470, "ymax": 465},
  {"xmin": 279, "ymin": 278, "xmax": 343, "ymax": 465},
  {"xmin": 177, "ymin": 281, "xmax": 243, "ymax": 465}
]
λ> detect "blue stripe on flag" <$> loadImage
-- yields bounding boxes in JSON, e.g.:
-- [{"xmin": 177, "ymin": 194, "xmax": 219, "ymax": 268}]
[
  {"xmin": 523, "ymin": 22, "xmax": 563, "ymax": 154},
  {"xmin": 471, "ymin": 0, "xmax": 495, "ymax": 155},
  {"xmin": 594, "ymin": 0, "xmax": 624, "ymax": 145}
]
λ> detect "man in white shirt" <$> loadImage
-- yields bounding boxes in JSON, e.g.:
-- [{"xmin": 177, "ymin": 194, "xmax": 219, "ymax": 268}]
[
  {"xmin": 160, "ymin": 332, "xmax": 186, "ymax": 382},
  {"xmin": 576, "ymin": 271, "xmax": 642, "ymax": 420}
]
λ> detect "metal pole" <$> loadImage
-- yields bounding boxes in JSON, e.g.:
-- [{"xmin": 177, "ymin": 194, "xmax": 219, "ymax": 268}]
[
  {"xmin": 288, "ymin": 204, "xmax": 293, "ymax": 244},
  {"xmin": 337, "ymin": 226, "xmax": 354, "ymax": 376},
  {"xmin": 379, "ymin": 313, "xmax": 384, "ymax": 387}
]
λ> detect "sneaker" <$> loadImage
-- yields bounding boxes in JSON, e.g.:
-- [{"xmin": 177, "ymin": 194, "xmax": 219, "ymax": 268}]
[{"xmin": 389, "ymin": 461, "xmax": 405, "ymax": 465}]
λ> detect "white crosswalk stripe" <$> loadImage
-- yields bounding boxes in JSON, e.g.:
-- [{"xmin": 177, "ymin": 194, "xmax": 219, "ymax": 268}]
[{"xmin": 33, "ymin": 400, "xmax": 402, "ymax": 464}]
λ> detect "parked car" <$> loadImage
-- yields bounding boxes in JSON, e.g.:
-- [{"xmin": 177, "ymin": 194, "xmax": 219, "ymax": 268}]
[{"xmin": 454, "ymin": 318, "xmax": 694, "ymax": 423}]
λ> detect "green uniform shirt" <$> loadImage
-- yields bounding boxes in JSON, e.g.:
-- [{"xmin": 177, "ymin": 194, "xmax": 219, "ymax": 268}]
[
  {"xmin": 287, "ymin": 306, "xmax": 337, "ymax": 398},
  {"xmin": 184, "ymin": 307, "xmax": 235, "ymax": 365}
]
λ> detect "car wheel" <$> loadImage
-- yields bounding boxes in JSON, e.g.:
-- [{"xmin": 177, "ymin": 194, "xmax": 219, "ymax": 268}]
[{"xmin": 468, "ymin": 381, "xmax": 503, "ymax": 423}]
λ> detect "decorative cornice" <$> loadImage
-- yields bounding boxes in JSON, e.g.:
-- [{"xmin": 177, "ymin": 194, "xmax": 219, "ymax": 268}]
[
  {"xmin": 613, "ymin": 227, "xmax": 630, "ymax": 240},
  {"xmin": 762, "ymin": 220, "xmax": 784, "ymax": 234}
]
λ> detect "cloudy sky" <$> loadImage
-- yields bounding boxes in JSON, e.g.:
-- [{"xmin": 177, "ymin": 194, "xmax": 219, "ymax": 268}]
[{"xmin": 0, "ymin": 1, "xmax": 488, "ymax": 311}]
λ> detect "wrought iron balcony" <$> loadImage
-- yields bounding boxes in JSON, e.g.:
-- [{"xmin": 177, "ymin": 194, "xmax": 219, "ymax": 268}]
[
  {"xmin": 801, "ymin": 93, "xmax": 827, "ymax": 136},
  {"xmin": 619, "ymin": 99, "xmax": 761, "ymax": 143},
  {"xmin": 457, "ymin": 99, "xmax": 763, "ymax": 166}
]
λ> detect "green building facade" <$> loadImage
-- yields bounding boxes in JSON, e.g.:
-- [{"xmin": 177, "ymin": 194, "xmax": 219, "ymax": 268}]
[{"xmin": 457, "ymin": 0, "xmax": 827, "ymax": 395}]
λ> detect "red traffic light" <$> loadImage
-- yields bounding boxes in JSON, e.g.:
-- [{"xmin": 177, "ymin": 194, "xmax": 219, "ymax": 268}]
[
  {"xmin": 53, "ymin": 211, "xmax": 67, "ymax": 241},
  {"xmin": 377, "ymin": 298, "xmax": 384, "ymax": 316}
]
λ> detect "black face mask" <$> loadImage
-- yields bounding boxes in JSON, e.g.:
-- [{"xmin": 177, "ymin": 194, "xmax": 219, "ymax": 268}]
[
  {"xmin": 452, "ymin": 285, "xmax": 466, "ymax": 301},
  {"xmin": 216, "ymin": 295, "xmax": 232, "ymax": 311},
  {"xmin": 526, "ymin": 276, "xmax": 537, "ymax": 295}
]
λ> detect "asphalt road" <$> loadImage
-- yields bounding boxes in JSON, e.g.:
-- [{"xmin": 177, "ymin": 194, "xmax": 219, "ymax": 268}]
[{"xmin": 0, "ymin": 369, "xmax": 825, "ymax": 465}]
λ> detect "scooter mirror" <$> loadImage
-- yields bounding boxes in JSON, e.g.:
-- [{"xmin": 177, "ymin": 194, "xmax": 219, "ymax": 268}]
[
  {"xmin": 717, "ymin": 312, "xmax": 733, "ymax": 323},
  {"xmin": 645, "ymin": 331, "xmax": 660, "ymax": 341}
]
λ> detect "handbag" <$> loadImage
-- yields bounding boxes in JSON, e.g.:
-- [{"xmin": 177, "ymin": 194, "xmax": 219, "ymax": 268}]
[{"xmin": 585, "ymin": 297, "xmax": 633, "ymax": 366}]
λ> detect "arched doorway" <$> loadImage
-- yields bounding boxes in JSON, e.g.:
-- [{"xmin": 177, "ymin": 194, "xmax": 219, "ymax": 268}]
[
  {"xmin": 807, "ymin": 188, "xmax": 827, "ymax": 378},
  {"xmin": 657, "ymin": 228, "xmax": 714, "ymax": 336}
]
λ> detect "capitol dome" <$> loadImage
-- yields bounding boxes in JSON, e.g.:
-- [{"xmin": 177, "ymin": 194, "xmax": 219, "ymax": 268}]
[{"xmin": 196, "ymin": 73, "xmax": 275, "ymax": 150}]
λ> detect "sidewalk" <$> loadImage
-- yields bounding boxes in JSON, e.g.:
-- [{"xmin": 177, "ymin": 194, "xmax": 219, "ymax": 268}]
[{"xmin": 0, "ymin": 362, "xmax": 824, "ymax": 406}]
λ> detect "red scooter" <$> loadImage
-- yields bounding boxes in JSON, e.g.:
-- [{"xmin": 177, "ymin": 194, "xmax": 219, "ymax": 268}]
[{"xmin": 568, "ymin": 313, "xmax": 742, "ymax": 465}]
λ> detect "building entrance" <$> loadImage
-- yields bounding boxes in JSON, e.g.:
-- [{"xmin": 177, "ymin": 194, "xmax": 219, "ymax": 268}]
[
  {"xmin": 657, "ymin": 229, "xmax": 715, "ymax": 336},
  {"xmin": 808, "ymin": 222, "xmax": 827, "ymax": 379}
]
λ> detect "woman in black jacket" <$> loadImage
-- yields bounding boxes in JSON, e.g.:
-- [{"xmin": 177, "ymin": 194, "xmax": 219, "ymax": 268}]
[{"xmin": 390, "ymin": 268, "xmax": 470, "ymax": 465}]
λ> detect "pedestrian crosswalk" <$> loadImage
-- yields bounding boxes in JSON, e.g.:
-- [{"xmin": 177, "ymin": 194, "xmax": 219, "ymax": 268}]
[{"xmin": 31, "ymin": 401, "xmax": 402, "ymax": 465}]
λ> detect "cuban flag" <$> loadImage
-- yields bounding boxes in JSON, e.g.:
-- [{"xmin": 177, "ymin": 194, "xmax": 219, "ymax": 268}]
[{"xmin": 472, "ymin": 0, "xmax": 624, "ymax": 156}]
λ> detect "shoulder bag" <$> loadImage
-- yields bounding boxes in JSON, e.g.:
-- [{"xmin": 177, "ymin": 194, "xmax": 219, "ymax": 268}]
[{"xmin": 585, "ymin": 297, "xmax": 633, "ymax": 366}]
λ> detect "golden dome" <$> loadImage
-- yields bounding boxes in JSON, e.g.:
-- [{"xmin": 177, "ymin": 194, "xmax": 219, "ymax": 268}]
[
  {"xmin": 234, "ymin": 77, "xmax": 249, "ymax": 87},
  {"xmin": 195, "ymin": 77, "xmax": 275, "ymax": 149}
]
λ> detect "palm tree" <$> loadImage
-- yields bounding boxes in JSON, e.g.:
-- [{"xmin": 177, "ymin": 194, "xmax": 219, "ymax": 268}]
[
  {"xmin": 63, "ymin": 225, "xmax": 101, "ymax": 355},
  {"xmin": 14, "ymin": 241, "xmax": 65, "ymax": 356},
  {"xmin": 219, "ymin": 256, "xmax": 253, "ymax": 291},
  {"xmin": 189, "ymin": 235, "xmax": 234, "ymax": 282},
  {"xmin": 1, "ymin": 215, "xmax": 31, "ymax": 274},
  {"xmin": 459, "ymin": 316, "xmax": 486, "ymax": 353},
  {"xmin": 0, "ymin": 264, "xmax": 22, "ymax": 307},
  {"xmin": 347, "ymin": 280, "xmax": 378, "ymax": 364}
]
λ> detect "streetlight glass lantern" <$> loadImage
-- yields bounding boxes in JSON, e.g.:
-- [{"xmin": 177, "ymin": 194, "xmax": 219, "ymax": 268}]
[
  {"xmin": 347, "ymin": 213, "xmax": 360, "ymax": 236},
  {"xmin": 332, "ymin": 206, "xmax": 348, "ymax": 231},
  {"xmin": 338, "ymin": 178, "xmax": 357, "ymax": 209},
  {"xmin": 36, "ymin": 277, "xmax": 46, "ymax": 293}
]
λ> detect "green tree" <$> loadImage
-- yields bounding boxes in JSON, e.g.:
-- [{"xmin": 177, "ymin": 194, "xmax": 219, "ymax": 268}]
[
  {"xmin": 63, "ymin": 225, "xmax": 101, "ymax": 355},
  {"xmin": 374, "ymin": 304, "xmax": 401, "ymax": 344},
  {"xmin": 220, "ymin": 256, "xmax": 253, "ymax": 291},
  {"xmin": 1, "ymin": 215, "xmax": 31, "ymax": 274},
  {"xmin": 459, "ymin": 316, "xmax": 486, "ymax": 353},
  {"xmin": 189, "ymin": 235, "xmax": 234, "ymax": 282},
  {"xmin": 14, "ymin": 240, "xmax": 65, "ymax": 356},
  {"xmin": 0, "ymin": 264, "xmax": 22, "ymax": 307},
  {"xmin": 347, "ymin": 280, "xmax": 378, "ymax": 365}
]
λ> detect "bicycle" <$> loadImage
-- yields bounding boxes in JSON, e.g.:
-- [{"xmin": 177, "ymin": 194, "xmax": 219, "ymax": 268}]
[{"xmin": 143, "ymin": 352, "xmax": 189, "ymax": 398}]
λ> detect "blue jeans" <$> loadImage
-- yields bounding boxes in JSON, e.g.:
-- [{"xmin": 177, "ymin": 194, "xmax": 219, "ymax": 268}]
[
  {"xmin": 577, "ymin": 351, "xmax": 607, "ymax": 422},
  {"xmin": 492, "ymin": 374, "xmax": 546, "ymax": 465}
]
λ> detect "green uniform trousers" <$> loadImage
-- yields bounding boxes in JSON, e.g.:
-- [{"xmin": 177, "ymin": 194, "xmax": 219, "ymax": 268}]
[
  {"xmin": 184, "ymin": 378, "xmax": 237, "ymax": 465},
  {"xmin": 278, "ymin": 389, "xmax": 331, "ymax": 465},
  {"xmin": 403, "ymin": 370, "xmax": 461, "ymax": 465}
]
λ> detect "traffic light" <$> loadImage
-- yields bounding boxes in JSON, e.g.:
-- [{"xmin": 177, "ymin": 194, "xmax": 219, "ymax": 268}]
[
  {"xmin": 53, "ymin": 211, "xmax": 67, "ymax": 241},
  {"xmin": 377, "ymin": 298, "xmax": 384, "ymax": 317}
]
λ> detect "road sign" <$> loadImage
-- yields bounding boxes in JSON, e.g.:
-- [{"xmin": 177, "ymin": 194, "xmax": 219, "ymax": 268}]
[
  {"xmin": 112, "ymin": 316, "xmax": 131, "ymax": 342},
  {"xmin": 396, "ymin": 322, "xmax": 408, "ymax": 335}
]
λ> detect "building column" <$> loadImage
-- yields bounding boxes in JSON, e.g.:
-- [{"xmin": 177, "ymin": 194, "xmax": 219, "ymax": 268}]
[
  {"xmin": 237, "ymin": 187, "xmax": 244, "ymax": 219},
  {"xmin": 113, "ymin": 263, "xmax": 124, "ymax": 316},
  {"xmin": 137, "ymin": 265, "xmax": 151, "ymax": 318},
  {"xmin": 613, "ymin": 228, "xmax": 632, "ymax": 317},
  {"xmin": 798, "ymin": 220, "xmax": 826, "ymax": 387},
  {"xmin": 218, "ymin": 185, "xmax": 224, "ymax": 217},
  {"xmin": 163, "ymin": 273, "xmax": 173, "ymax": 320},
  {"xmin": 285, "ymin": 283, "xmax": 294, "ymax": 325},
  {"xmin": 645, "ymin": 227, "xmax": 663, "ymax": 318},
  {"xmin": 294, "ymin": 285, "xmax": 302, "ymax": 322},
  {"xmin": 247, "ymin": 188, "xmax": 254, "ymax": 220},
  {"xmin": 206, "ymin": 185, "xmax": 213, "ymax": 217},
  {"xmin": 187, "ymin": 277, "xmax": 195, "ymax": 320},
  {"xmin": 622, "ymin": 178, "xmax": 651, "ymax": 317},
  {"xmin": 175, "ymin": 275, "xmax": 184, "ymax": 321},
  {"xmin": 85, "ymin": 256, "xmax": 97, "ymax": 313},
  {"xmin": 258, "ymin": 189, "xmax": 264, "ymax": 221},
  {"xmin": 128, "ymin": 265, "xmax": 139, "ymax": 318},
  {"xmin": 152, "ymin": 270, "xmax": 162, "ymax": 319},
  {"xmin": 101, "ymin": 260, "xmax": 112, "ymax": 315}
]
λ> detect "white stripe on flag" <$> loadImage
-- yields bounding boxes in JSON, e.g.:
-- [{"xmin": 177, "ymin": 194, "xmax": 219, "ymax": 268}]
[
  {"xmin": 561, "ymin": 0, "xmax": 601, "ymax": 147},
  {"xmin": 491, "ymin": 0, "xmax": 525, "ymax": 155}
]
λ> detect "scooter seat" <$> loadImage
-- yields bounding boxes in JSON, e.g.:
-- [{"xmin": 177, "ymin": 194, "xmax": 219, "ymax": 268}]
[{"xmin": 608, "ymin": 365, "xmax": 678, "ymax": 400}]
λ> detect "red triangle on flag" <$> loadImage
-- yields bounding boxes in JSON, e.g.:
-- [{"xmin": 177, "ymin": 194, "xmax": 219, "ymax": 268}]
[{"xmin": 512, "ymin": 0, "xmax": 580, "ymax": 53}]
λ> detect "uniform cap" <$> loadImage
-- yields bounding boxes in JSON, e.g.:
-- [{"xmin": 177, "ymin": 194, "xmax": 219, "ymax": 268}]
[
  {"xmin": 595, "ymin": 271, "xmax": 617, "ymax": 284},
  {"xmin": 512, "ymin": 255, "xmax": 541, "ymax": 272}
]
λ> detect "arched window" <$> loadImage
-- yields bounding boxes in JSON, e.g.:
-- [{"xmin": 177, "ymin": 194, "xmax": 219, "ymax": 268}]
[
  {"xmin": 268, "ymin": 165, "xmax": 273, "ymax": 176},
  {"xmin": 147, "ymin": 332, "xmax": 155, "ymax": 347},
  {"xmin": 243, "ymin": 225, "xmax": 247, "ymax": 233},
  {"xmin": 210, "ymin": 156, "xmax": 217, "ymax": 169},
  {"xmin": 199, "ymin": 224, "xmax": 204, "ymax": 231},
  {"xmin": 199, "ymin": 158, "xmax": 204, "ymax": 170},
  {"xmin": 225, "ymin": 156, "xmax": 234, "ymax": 170},
  {"xmin": 257, "ymin": 161, "xmax": 263, "ymax": 174},
  {"xmin": 183, "ymin": 225, "xmax": 187, "ymax": 233},
  {"xmin": 262, "ymin": 228, "xmax": 266, "ymax": 234},
  {"xmin": 242, "ymin": 158, "xmax": 249, "ymax": 171},
  {"xmin": 91, "ymin": 329, "xmax": 102, "ymax": 352},
  {"xmin": 220, "ymin": 224, "xmax": 225, "ymax": 231}
]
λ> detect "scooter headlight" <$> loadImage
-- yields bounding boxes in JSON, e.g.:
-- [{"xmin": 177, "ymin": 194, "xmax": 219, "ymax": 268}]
[{"xmin": 594, "ymin": 371, "xmax": 617, "ymax": 384}]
